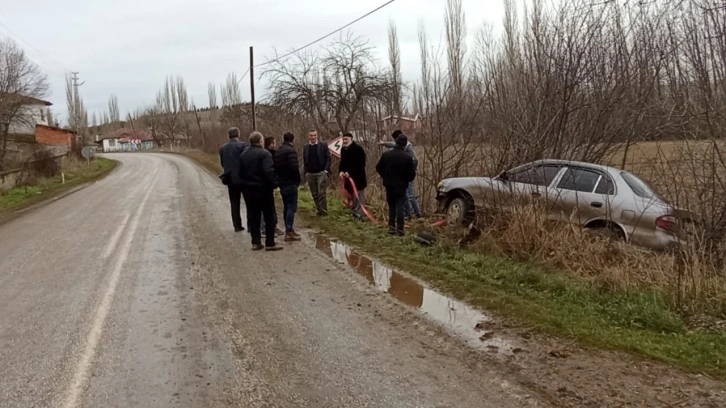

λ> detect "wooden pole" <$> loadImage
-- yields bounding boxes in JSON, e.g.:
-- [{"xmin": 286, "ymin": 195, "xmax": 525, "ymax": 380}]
[{"xmin": 250, "ymin": 46, "xmax": 257, "ymax": 131}]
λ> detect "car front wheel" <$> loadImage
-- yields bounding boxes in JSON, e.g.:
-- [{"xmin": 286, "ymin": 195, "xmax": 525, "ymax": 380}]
[{"xmin": 446, "ymin": 197, "xmax": 474, "ymax": 226}]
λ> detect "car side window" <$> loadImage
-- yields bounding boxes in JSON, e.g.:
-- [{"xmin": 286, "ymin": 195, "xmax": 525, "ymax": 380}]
[
  {"xmin": 557, "ymin": 168, "xmax": 601, "ymax": 193},
  {"xmin": 510, "ymin": 165, "xmax": 561, "ymax": 187},
  {"xmin": 594, "ymin": 174, "xmax": 615, "ymax": 195},
  {"xmin": 542, "ymin": 166, "xmax": 562, "ymax": 186}
]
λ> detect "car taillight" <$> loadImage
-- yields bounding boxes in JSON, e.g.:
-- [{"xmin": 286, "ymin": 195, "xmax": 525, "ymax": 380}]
[{"xmin": 656, "ymin": 215, "xmax": 678, "ymax": 232}]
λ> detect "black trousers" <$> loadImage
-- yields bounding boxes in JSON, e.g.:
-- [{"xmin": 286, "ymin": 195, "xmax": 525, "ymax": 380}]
[
  {"xmin": 242, "ymin": 187, "xmax": 277, "ymax": 246},
  {"xmin": 385, "ymin": 188, "xmax": 407, "ymax": 234},
  {"xmin": 227, "ymin": 184, "xmax": 244, "ymax": 230}
]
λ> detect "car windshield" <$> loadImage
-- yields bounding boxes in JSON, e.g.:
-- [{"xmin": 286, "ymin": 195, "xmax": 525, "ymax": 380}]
[{"xmin": 621, "ymin": 172, "xmax": 661, "ymax": 200}]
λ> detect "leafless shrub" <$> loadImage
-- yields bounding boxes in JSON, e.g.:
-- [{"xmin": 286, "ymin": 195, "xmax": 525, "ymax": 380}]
[{"xmin": 29, "ymin": 147, "xmax": 60, "ymax": 178}]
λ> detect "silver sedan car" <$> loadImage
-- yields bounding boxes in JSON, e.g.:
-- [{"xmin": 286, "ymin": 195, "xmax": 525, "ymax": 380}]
[{"xmin": 435, "ymin": 159, "xmax": 695, "ymax": 250}]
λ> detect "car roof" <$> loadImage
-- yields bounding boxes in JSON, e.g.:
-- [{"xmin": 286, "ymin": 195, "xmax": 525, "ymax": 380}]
[{"xmin": 521, "ymin": 159, "xmax": 622, "ymax": 176}]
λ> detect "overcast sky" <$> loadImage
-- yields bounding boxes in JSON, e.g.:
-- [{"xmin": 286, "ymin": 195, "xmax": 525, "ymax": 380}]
[{"xmin": 2, "ymin": 0, "xmax": 504, "ymax": 124}]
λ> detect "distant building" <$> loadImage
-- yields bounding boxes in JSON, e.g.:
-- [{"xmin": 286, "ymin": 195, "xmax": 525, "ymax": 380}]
[
  {"xmin": 96, "ymin": 128, "xmax": 156, "ymax": 152},
  {"xmin": 0, "ymin": 94, "xmax": 74, "ymax": 162},
  {"xmin": 377, "ymin": 114, "xmax": 423, "ymax": 133}
]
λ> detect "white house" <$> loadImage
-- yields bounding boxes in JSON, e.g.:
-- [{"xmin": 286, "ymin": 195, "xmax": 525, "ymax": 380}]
[
  {"xmin": 3, "ymin": 94, "xmax": 53, "ymax": 135},
  {"xmin": 96, "ymin": 128, "xmax": 156, "ymax": 152}
]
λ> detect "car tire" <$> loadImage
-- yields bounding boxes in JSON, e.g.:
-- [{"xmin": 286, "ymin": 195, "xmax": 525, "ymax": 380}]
[
  {"xmin": 446, "ymin": 197, "xmax": 475, "ymax": 227},
  {"xmin": 588, "ymin": 225, "xmax": 626, "ymax": 242}
]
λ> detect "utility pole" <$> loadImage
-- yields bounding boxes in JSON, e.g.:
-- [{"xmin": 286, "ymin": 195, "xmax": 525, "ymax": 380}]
[
  {"xmin": 249, "ymin": 47, "xmax": 256, "ymax": 131},
  {"xmin": 71, "ymin": 72, "xmax": 85, "ymax": 144}
]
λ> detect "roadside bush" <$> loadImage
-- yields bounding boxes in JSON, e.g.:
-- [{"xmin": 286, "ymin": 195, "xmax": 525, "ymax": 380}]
[{"xmin": 29, "ymin": 148, "xmax": 61, "ymax": 178}]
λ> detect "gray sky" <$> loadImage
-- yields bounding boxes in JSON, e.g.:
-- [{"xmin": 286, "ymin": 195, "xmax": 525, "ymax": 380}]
[{"xmin": 2, "ymin": 0, "xmax": 503, "ymax": 124}]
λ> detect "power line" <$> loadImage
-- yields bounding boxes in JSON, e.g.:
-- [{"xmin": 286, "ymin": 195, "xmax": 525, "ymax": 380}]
[
  {"xmin": 0, "ymin": 19, "xmax": 73, "ymax": 73},
  {"xmin": 236, "ymin": 68, "xmax": 251, "ymax": 85},
  {"xmin": 255, "ymin": 0, "xmax": 398, "ymax": 68}
]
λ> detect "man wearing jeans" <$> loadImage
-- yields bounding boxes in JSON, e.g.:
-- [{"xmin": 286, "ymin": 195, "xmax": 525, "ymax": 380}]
[
  {"xmin": 379, "ymin": 129, "xmax": 421, "ymax": 219},
  {"xmin": 303, "ymin": 129, "xmax": 331, "ymax": 216},
  {"xmin": 274, "ymin": 132, "xmax": 302, "ymax": 241}
]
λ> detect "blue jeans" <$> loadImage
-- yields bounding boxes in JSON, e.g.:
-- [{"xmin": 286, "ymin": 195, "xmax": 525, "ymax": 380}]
[
  {"xmin": 280, "ymin": 184, "xmax": 299, "ymax": 232},
  {"xmin": 404, "ymin": 181, "xmax": 421, "ymax": 218}
]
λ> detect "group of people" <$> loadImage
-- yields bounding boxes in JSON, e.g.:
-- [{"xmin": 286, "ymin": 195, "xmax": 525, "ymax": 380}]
[{"xmin": 218, "ymin": 126, "xmax": 421, "ymax": 251}]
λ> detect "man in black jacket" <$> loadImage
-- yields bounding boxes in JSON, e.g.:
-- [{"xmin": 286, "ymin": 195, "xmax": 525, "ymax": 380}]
[
  {"xmin": 303, "ymin": 129, "xmax": 331, "ymax": 216},
  {"xmin": 260, "ymin": 136, "xmax": 284, "ymax": 237},
  {"xmin": 376, "ymin": 134, "xmax": 416, "ymax": 236},
  {"xmin": 218, "ymin": 127, "xmax": 248, "ymax": 232},
  {"xmin": 274, "ymin": 132, "xmax": 302, "ymax": 241},
  {"xmin": 338, "ymin": 131, "xmax": 367, "ymax": 220},
  {"xmin": 239, "ymin": 131, "xmax": 283, "ymax": 251}
]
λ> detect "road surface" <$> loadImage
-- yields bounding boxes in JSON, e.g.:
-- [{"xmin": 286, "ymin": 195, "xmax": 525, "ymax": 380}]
[{"xmin": 0, "ymin": 153, "xmax": 542, "ymax": 407}]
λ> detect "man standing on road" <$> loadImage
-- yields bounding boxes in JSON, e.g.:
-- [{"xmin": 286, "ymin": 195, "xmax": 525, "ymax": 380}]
[
  {"xmin": 379, "ymin": 130, "xmax": 421, "ymax": 219},
  {"xmin": 275, "ymin": 132, "xmax": 302, "ymax": 241},
  {"xmin": 338, "ymin": 131, "xmax": 367, "ymax": 221},
  {"xmin": 303, "ymin": 129, "xmax": 331, "ymax": 216},
  {"xmin": 218, "ymin": 127, "xmax": 248, "ymax": 232},
  {"xmin": 261, "ymin": 136, "xmax": 284, "ymax": 237},
  {"xmin": 376, "ymin": 134, "xmax": 416, "ymax": 236},
  {"xmin": 239, "ymin": 131, "xmax": 283, "ymax": 251}
]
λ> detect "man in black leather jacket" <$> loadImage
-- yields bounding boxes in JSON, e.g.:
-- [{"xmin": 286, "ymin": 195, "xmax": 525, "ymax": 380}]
[{"xmin": 239, "ymin": 131, "xmax": 283, "ymax": 251}]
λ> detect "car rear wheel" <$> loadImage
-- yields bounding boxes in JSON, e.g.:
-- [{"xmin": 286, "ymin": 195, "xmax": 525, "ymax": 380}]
[
  {"xmin": 446, "ymin": 197, "xmax": 475, "ymax": 227},
  {"xmin": 588, "ymin": 225, "xmax": 626, "ymax": 242}
]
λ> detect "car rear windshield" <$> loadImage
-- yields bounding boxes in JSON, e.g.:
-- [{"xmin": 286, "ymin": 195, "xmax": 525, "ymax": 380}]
[{"xmin": 621, "ymin": 172, "xmax": 661, "ymax": 200}]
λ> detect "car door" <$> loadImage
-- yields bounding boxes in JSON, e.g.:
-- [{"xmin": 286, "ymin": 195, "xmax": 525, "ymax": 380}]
[
  {"xmin": 507, "ymin": 164, "xmax": 565, "ymax": 207},
  {"xmin": 549, "ymin": 166, "xmax": 613, "ymax": 226}
]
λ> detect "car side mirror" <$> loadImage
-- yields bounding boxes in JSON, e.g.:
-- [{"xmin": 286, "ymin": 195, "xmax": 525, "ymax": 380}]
[{"xmin": 498, "ymin": 171, "xmax": 508, "ymax": 182}]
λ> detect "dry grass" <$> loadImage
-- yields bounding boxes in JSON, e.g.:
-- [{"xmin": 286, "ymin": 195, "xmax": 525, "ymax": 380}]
[{"xmin": 449, "ymin": 203, "xmax": 726, "ymax": 318}]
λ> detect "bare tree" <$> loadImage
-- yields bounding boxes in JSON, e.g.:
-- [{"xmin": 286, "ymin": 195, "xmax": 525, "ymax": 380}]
[
  {"xmin": 388, "ymin": 21, "xmax": 403, "ymax": 118},
  {"xmin": 141, "ymin": 104, "xmax": 163, "ymax": 147},
  {"xmin": 220, "ymin": 73, "xmax": 242, "ymax": 107},
  {"xmin": 264, "ymin": 33, "xmax": 391, "ymax": 135},
  {"xmin": 208, "ymin": 82, "xmax": 217, "ymax": 109},
  {"xmin": 65, "ymin": 73, "xmax": 87, "ymax": 143},
  {"xmin": 155, "ymin": 75, "xmax": 189, "ymax": 146},
  {"xmin": 445, "ymin": 0, "xmax": 466, "ymax": 100},
  {"xmin": 108, "ymin": 94, "xmax": 120, "ymax": 123},
  {"xmin": 0, "ymin": 39, "xmax": 48, "ymax": 168},
  {"xmin": 176, "ymin": 77, "xmax": 189, "ymax": 112}
]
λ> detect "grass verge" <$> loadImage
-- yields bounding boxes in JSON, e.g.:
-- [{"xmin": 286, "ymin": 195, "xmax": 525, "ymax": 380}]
[
  {"xmin": 0, "ymin": 157, "xmax": 118, "ymax": 214},
  {"xmin": 296, "ymin": 190, "xmax": 726, "ymax": 378}
]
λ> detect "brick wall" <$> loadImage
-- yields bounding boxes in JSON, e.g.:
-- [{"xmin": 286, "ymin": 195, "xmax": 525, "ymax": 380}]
[{"xmin": 35, "ymin": 125, "xmax": 73, "ymax": 146}]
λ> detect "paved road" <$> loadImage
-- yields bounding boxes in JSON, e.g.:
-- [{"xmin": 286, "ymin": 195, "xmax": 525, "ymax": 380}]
[{"xmin": 0, "ymin": 153, "xmax": 543, "ymax": 407}]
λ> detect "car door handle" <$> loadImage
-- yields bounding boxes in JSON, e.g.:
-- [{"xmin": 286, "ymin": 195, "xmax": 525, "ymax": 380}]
[
  {"xmin": 531, "ymin": 192, "xmax": 541, "ymax": 198},
  {"xmin": 591, "ymin": 202, "xmax": 603, "ymax": 208}
]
